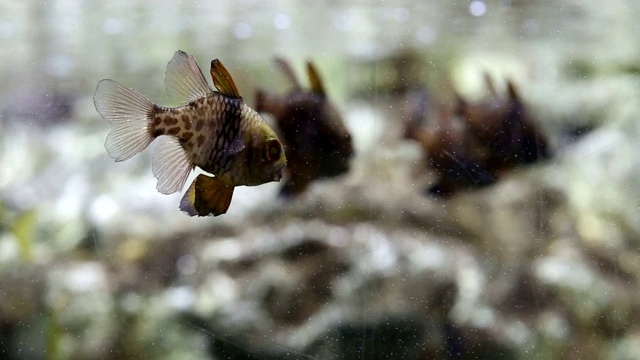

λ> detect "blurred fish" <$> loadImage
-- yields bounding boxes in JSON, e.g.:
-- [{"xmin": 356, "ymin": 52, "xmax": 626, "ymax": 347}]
[
  {"xmin": 403, "ymin": 92, "xmax": 495, "ymax": 197},
  {"xmin": 455, "ymin": 74, "xmax": 551, "ymax": 173},
  {"xmin": 94, "ymin": 50, "xmax": 286, "ymax": 216},
  {"xmin": 404, "ymin": 74, "xmax": 551, "ymax": 197},
  {"xmin": 256, "ymin": 58, "xmax": 353, "ymax": 197}
]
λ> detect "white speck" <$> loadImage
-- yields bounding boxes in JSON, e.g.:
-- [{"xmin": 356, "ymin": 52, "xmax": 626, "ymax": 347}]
[
  {"xmin": 395, "ymin": 7, "xmax": 410, "ymax": 23},
  {"xmin": 471, "ymin": 306, "xmax": 496, "ymax": 328},
  {"xmin": 0, "ymin": 22, "xmax": 15, "ymax": 39},
  {"xmin": 65, "ymin": 263, "xmax": 106, "ymax": 292},
  {"xmin": 469, "ymin": 1, "xmax": 487, "ymax": 17},
  {"xmin": 103, "ymin": 18, "xmax": 123, "ymax": 35},
  {"xmin": 45, "ymin": 54, "xmax": 75, "ymax": 77},
  {"xmin": 333, "ymin": 10, "xmax": 356, "ymax": 32},
  {"xmin": 273, "ymin": 13, "xmax": 291, "ymax": 30},
  {"xmin": 522, "ymin": 18, "xmax": 540, "ymax": 36},
  {"xmin": 416, "ymin": 25, "xmax": 437, "ymax": 45},
  {"xmin": 89, "ymin": 194, "xmax": 119, "ymax": 225},
  {"xmin": 176, "ymin": 254, "xmax": 197, "ymax": 276},
  {"xmin": 120, "ymin": 292, "xmax": 142, "ymax": 313},
  {"xmin": 165, "ymin": 286, "xmax": 194, "ymax": 311},
  {"xmin": 233, "ymin": 22, "xmax": 253, "ymax": 39}
]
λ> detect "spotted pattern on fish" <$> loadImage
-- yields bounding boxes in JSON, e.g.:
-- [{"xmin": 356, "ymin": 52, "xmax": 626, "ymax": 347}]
[
  {"xmin": 94, "ymin": 51, "xmax": 287, "ymax": 217},
  {"xmin": 150, "ymin": 93, "xmax": 264, "ymax": 183}
]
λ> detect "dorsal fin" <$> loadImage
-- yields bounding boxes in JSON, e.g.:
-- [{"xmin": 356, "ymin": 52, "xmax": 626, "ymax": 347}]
[
  {"xmin": 506, "ymin": 79, "xmax": 521, "ymax": 102},
  {"xmin": 275, "ymin": 57, "xmax": 302, "ymax": 90},
  {"xmin": 165, "ymin": 50, "xmax": 212, "ymax": 104},
  {"xmin": 483, "ymin": 71, "xmax": 497, "ymax": 97},
  {"xmin": 210, "ymin": 59, "xmax": 242, "ymax": 99},
  {"xmin": 306, "ymin": 60, "xmax": 326, "ymax": 96}
]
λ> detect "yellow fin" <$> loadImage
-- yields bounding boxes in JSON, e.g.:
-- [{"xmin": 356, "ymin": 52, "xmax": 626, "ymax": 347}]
[
  {"xmin": 306, "ymin": 60, "xmax": 326, "ymax": 96},
  {"xmin": 180, "ymin": 174, "xmax": 235, "ymax": 216},
  {"xmin": 210, "ymin": 59, "xmax": 242, "ymax": 99}
]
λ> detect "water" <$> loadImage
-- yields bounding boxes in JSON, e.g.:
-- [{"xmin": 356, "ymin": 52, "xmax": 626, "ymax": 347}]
[
  {"xmin": 1, "ymin": 0, "xmax": 637, "ymax": 105},
  {"xmin": 2, "ymin": 1, "xmax": 640, "ymax": 359}
]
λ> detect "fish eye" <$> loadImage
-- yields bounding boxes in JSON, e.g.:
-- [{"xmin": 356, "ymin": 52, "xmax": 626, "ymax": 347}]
[{"xmin": 265, "ymin": 139, "xmax": 282, "ymax": 162}]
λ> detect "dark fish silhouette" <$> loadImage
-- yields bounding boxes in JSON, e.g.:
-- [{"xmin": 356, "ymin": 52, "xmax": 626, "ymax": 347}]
[
  {"xmin": 404, "ymin": 74, "xmax": 550, "ymax": 197},
  {"xmin": 256, "ymin": 58, "xmax": 353, "ymax": 197},
  {"xmin": 403, "ymin": 91, "xmax": 495, "ymax": 197},
  {"xmin": 455, "ymin": 74, "xmax": 551, "ymax": 173}
]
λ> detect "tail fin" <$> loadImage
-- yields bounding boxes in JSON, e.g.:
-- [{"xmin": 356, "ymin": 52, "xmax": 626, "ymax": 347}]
[{"xmin": 94, "ymin": 79, "xmax": 155, "ymax": 162}]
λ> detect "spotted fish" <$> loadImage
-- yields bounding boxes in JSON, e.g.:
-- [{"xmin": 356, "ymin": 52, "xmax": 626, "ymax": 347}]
[{"xmin": 94, "ymin": 50, "xmax": 286, "ymax": 216}]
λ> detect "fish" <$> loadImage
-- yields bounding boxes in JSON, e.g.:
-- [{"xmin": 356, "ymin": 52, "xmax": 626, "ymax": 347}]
[
  {"xmin": 403, "ymin": 91, "xmax": 495, "ymax": 197},
  {"xmin": 255, "ymin": 58, "xmax": 353, "ymax": 197},
  {"xmin": 403, "ymin": 74, "xmax": 551, "ymax": 197},
  {"xmin": 455, "ymin": 74, "xmax": 551, "ymax": 173},
  {"xmin": 93, "ymin": 50, "xmax": 287, "ymax": 216}
]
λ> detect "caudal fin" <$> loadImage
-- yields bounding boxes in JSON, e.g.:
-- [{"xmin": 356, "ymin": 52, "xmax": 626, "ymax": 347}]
[
  {"xmin": 180, "ymin": 174, "xmax": 235, "ymax": 216},
  {"xmin": 94, "ymin": 79, "xmax": 155, "ymax": 162}
]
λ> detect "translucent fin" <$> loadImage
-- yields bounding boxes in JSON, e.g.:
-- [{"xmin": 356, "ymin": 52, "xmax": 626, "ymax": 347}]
[
  {"xmin": 210, "ymin": 59, "xmax": 242, "ymax": 99},
  {"xmin": 94, "ymin": 79, "xmax": 155, "ymax": 162},
  {"xmin": 306, "ymin": 60, "xmax": 326, "ymax": 96},
  {"xmin": 180, "ymin": 174, "xmax": 235, "ymax": 216},
  {"xmin": 152, "ymin": 136, "xmax": 194, "ymax": 194},
  {"xmin": 275, "ymin": 57, "xmax": 302, "ymax": 90},
  {"xmin": 165, "ymin": 50, "xmax": 212, "ymax": 104}
]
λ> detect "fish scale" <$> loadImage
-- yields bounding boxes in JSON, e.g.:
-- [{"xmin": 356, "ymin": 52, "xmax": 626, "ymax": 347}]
[{"xmin": 152, "ymin": 93, "xmax": 245, "ymax": 177}]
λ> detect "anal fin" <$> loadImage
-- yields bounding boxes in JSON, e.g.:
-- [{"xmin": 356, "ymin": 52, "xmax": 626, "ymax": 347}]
[{"xmin": 180, "ymin": 174, "xmax": 235, "ymax": 216}]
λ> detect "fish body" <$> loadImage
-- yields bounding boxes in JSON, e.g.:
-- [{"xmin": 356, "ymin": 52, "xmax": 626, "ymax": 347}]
[
  {"xmin": 256, "ymin": 59, "xmax": 353, "ymax": 197},
  {"xmin": 403, "ymin": 92, "xmax": 495, "ymax": 197},
  {"xmin": 94, "ymin": 50, "xmax": 286, "ymax": 216},
  {"xmin": 455, "ymin": 75, "xmax": 551, "ymax": 172},
  {"xmin": 403, "ymin": 75, "xmax": 550, "ymax": 197}
]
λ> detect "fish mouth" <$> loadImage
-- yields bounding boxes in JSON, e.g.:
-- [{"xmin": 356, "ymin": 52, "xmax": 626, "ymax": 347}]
[
  {"xmin": 273, "ymin": 169, "xmax": 284, "ymax": 182},
  {"xmin": 273, "ymin": 163, "xmax": 286, "ymax": 182}
]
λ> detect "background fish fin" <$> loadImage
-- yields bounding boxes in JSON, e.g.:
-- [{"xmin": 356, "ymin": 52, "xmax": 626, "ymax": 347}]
[
  {"xmin": 275, "ymin": 57, "xmax": 302, "ymax": 90},
  {"xmin": 152, "ymin": 136, "xmax": 194, "ymax": 194},
  {"xmin": 306, "ymin": 60, "xmax": 326, "ymax": 96},
  {"xmin": 254, "ymin": 89, "xmax": 288, "ymax": 119},
  {"xmin": 210, "ymin": 59, "xmax": 242, "ymax": 99},
  {"xmin": 180, "ymin": 175, "xmax": 234, "ymax": 216},
  {"xmin": 165, "ymin": 50, "xmax": 213, "ymax": 104},
  {"xmin": 94, "ymin": 79, "xmax": 155, "ymax": 162}
]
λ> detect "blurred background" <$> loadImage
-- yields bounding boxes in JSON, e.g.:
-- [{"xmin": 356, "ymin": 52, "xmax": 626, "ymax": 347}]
[{"xmin": 2, "ymin": 0, "xmax": 640, "ymax": 359}]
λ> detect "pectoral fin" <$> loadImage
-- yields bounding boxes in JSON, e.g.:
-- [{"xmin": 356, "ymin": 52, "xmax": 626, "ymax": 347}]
[
  {"xmin": 210, "ymin": 59, "xmax": 242, "ymax": 99},
  {"xmin": 180, "ymin": 174, "xmax": 235, "ymax": 216}
]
